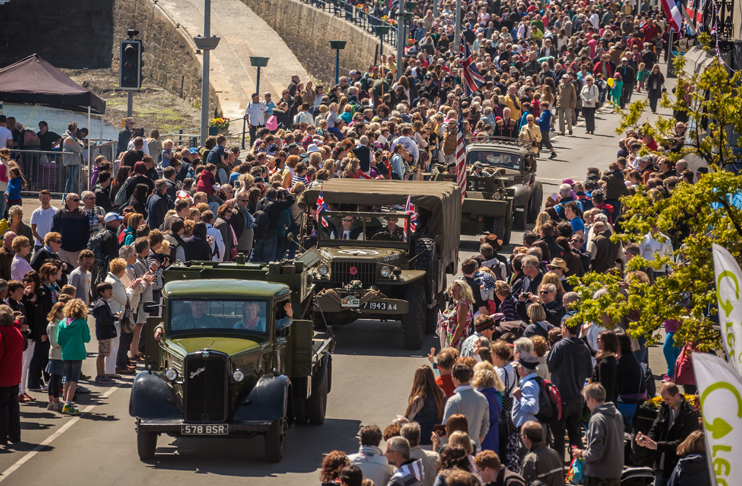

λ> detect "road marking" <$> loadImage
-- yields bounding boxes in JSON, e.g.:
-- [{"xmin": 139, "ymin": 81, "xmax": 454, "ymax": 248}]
[{"xmin": 0, "ymin": 384, "xmax": 121, "ymax": 483}]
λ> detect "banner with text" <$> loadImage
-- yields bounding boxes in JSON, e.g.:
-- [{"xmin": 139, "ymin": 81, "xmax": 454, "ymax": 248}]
[
  {"xmin": 712, "ymin": 244, "xmax": 742, "ymax": 373},
  {"xmin": 693, "ymin": 352, "xmax": 742, "ymax": 486}
]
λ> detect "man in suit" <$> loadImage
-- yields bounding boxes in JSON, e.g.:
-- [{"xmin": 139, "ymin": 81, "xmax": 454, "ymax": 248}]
[
  {"xmin": 332, "ymin": 216, "xmax": 364, "ymax": 240},
  {"xmin": 355, "ymin": 136, "xmax": 372, "ymax": 175}
]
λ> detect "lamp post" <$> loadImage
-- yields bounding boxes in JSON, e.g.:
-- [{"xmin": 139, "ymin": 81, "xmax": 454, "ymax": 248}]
[
  {"xmin": 194, "ymin": 0, "xmax": 220, "ymax": 146},
  {"xmin": 374, "ymin": 25, "xmax": 390, "ymax": 58},
  {"xmin": 329, "ymin": 40, "xmax": 347, "ymax": 85},
  {"xmin": 395, "ymin": 1, "xmax": 404, "ymax": 81},
  {"xmin": 454, "ymin": 0, "xmax": 462, "ymax": 54},
  {"xmin": 244, "ymin": 56, "xmax": 270, "ymax": 149}
]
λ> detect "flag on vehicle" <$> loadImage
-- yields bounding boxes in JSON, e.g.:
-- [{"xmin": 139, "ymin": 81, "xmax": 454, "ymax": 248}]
[
  {"xmin": 460, "ymin": 35, "xmax": 485, "ymax": 97},
  {"xmin": 316, "ymin": 187, "xmax": 329, "ymax": 228},
  {"xmin": 455, "ymin": 109, "xmax": 467, "ymax": 204},
  {"xmin": 661, "ymin": 0, "xmax": 683, "ymax": 32},
  {"xmin": 403, "ymin": 195, "xmax": 417, "ymax": 240}
]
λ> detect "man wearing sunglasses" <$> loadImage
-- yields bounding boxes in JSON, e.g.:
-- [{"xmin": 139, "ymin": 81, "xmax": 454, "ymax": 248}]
[
  {"xmin": 331, "ymin": 216, "xmax": 363, "ymax": 241},
  {"xmin": 51, "ymin": 193, "xmax": 90, "ymax": 270}
]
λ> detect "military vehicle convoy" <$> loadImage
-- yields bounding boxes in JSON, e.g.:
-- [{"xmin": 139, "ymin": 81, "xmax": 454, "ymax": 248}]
[
  {"xmin": 301, "ymin": 179, "xmax": 462, "ymax": 350},
  {"xmin": 431, "ymin": 140, "xmax": 544, "ymax": 239},
  {"xmin": 131, "ymin": 257, "xmax": 334, "ymax": 463}
]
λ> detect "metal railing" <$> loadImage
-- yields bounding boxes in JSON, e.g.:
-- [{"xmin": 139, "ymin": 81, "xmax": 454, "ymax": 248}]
[{"xmin": 299, "ymin": 0, "xmax": 399, "ymax": 48}]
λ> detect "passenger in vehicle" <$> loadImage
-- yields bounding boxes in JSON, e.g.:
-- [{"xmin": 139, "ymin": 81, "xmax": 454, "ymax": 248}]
[{"xmin": 330, "ymin": 216, "xmax": 364, "ymax": 240}]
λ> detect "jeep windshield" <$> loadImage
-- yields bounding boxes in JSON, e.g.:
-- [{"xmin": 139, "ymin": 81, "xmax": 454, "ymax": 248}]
[
  {"xmin": 316, "ymin": 211, "xmax": 413, "ymax": 248},
  {"xmin": 467, "ymin": 150, "xmax": 521, "ymax": 170},
  {"xmin": 167, "ymin": 299, "xmax": 272, "ymax": 335}
]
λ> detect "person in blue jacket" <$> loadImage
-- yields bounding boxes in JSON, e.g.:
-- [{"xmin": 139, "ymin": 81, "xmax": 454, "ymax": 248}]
[{"xmin": 537, "ymin": 102, "xmax": 557, "ymax": 159}]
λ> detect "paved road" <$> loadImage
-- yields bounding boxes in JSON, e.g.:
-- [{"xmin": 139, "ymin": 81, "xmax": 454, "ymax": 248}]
[{"xmin": 0, "ymin": 85, "xmax": 675, "ymax": 485}]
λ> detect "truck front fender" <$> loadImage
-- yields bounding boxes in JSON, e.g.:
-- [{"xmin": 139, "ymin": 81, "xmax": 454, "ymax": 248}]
[
  {"xmin": 233, "ymin": 374, "xmax": 289, "ymax": 424},
  {"xmin": 129, "ymin": 371, "xmax": 182, "ymax": 420},
  {"xmin": 310, "ymin": 353, "xmax": 330, "ymax": 400},
  {"xmin": 512, "ymin": 184, "xmax": 533, "ymax": 208}
]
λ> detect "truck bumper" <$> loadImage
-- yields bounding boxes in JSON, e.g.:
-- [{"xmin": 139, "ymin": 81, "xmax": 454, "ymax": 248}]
[
  {"xmin": 137, "ymin": 418, "xmax": 271, "ymax": 435},
  {"xmin": 315, "ymin": 290, "xmax": 409, "ymax": 315}
]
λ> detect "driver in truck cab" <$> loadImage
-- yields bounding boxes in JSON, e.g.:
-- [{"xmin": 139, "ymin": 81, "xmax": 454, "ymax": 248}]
[
  {"xmin": 374, "ymin": 217, "xmax": 404, "ymax": 240},
  {"xmin": 154, "ymin": 301, "xmax": 222, "ymax": 340}
]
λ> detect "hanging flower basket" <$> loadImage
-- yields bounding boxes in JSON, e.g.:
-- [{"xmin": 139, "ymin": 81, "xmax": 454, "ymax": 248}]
[{"xmin": 208, "ymin": 117, "xmax": 230, "ymax": 136}]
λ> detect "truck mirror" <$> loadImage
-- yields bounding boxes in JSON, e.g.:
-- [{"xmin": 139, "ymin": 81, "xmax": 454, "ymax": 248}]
[{"xmin": 142, "ymin": 301, "xmax": 160, "ymax": 314}]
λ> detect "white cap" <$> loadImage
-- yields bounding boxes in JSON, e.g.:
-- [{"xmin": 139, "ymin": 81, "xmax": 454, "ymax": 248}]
[
  {"xmin": 307, "ymin": 144, "xmax": 320, "ymax": 153},
  {"xmin": 104, "ymin": 212, "xmax": 124, "ymax": 223}
]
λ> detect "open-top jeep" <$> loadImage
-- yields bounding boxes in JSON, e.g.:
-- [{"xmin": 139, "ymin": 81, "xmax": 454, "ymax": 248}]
[
  {"xmin": 301, "ymin": 179, "xmax": 461, "ymax": 350},
  {"xmin": 131, "ymin": 257, "xmax": 334, "ymax": 463},
  {"xmin": 435, "ymin": 139, "xmax": 544, "ymax": 233}
]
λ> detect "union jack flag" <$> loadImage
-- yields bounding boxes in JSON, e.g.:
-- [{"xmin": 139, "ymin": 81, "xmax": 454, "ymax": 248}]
[
  {"xmin": 460, "ymin": 35, "xmax": 485, "ymax": 97},
  {"xmin": 316, "ymin": 187, "xmax": 329, "ymax": 228},
  {"xmin": 403, "ymin": 195, "xmax": 417, "ymax": 240}
]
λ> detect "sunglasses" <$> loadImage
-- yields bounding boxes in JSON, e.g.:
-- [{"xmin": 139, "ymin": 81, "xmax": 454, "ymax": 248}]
[
  {"xmin": 539, "ymin": 290, "xmax": 552, "ymax": 294},
  {"xmin": 52, "ymin": 240, "xmax": 62, "ymax": 244},
  {"xmin": 69, "ymin": 198, "xmax": 80, "ymax": 202}
]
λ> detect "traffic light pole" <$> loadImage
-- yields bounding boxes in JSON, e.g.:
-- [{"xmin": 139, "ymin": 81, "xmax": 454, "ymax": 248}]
[
  {"xmin": 127, "ymin": 91, "xmax": 133, "ymax": 118},
  {"xmin": 200, "ymin": 0, "xmax": 212, "ymax": 146}
]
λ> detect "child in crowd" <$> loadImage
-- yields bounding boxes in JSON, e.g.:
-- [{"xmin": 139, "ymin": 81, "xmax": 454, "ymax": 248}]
[
  {"xmin": 93, "ymin": 282, "xmax": 119, "ymax": 384},
  {"xmin": 636, "ymin": 62, "xmax": 648, "ymax": 93},
  {"xmin": 56, "ymin": 298, "xmax": 90, "ymax": 415},
  {"xmin": 45, "ymin": 301, "xmax": 67, "ymax": 412},
  {"xmin": 196, "ymin": 164, "xmax": 220, "ymax": 196},
  {"xmin": 161, "ymin": 139, "xmax": 174, "ymax": 167},
  {"xmin": 5, "ymin": 167, "xmax": 26, "ymax": 209},
  {"xmin": 609, "ymin": 73, "xmax": 623, "ymax": 112}
]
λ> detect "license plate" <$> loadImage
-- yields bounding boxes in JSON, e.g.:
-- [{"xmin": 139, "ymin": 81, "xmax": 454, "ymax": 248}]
[
  {"xmin": 361, "ymin": 301, "xmax": 398, "ymax": 311},
  {"xmin": 341, "ymin": 295, "xmax": 360, "ymax": 308},
  {"xmin": 181, "ymin": 424, "xmax": 229, "ymax": 435}
]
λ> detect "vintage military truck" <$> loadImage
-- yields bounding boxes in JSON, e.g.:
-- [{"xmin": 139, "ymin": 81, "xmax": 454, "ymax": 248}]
[
  {"xmin": 461, "ymin": 139, "xmax": 544, "ymax": 231},
  {"xmin": 301, "ymin": 179, "xmax": 461, "ymax": 350},
  {"xmin": 130, "ymin": 256, "xmax": 334, "ymax": 463}
]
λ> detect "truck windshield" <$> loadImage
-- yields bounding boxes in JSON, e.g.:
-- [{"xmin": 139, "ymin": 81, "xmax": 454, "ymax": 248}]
[
  {"xmin": 168, "ymin": 299, "xmax": 270, "ymax": 334},
  {"xmin": 317, "ymin": 211, "xmax": 411, "ymax": 244},
  {"xmin": 467, "ymin": 150, "xmax": 521, "ymax": 170}
]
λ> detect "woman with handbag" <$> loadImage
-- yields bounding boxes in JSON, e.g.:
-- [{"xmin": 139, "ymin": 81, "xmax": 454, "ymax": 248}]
[
  {"xmin": 616, "ymin": 333, "xmax": 647, "ymax": 431},
  {"xmin": 580, "ymin": 75, "xmax": 599, "ymax": 134},
  {"xmin": 105, "ymin": 257, "xmax": 141, "ymax": 377}
]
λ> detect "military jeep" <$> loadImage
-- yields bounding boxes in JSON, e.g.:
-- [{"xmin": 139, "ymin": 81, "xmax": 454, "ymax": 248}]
[
  {"xmin": 301, "ymin": 179, "xmax": 461, "ymax": 350},
  {"xmin": 462, "ymin": 140, "xmax": 544, "ymax": 231},
  {"xmin": 131, "ymin": 257, "xmax": 334, "ymax": 463}
]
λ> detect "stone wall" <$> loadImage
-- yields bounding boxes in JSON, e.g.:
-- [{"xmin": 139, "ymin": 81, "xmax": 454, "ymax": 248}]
[
  {"xmin": 238, "ymin": 0, "xmax": 393, "ymax": 86},
  {"xmin": 0, "ymin": 0, "xmax": 114, "ymax": 68},
  {"xmin": 112, "ymin": 0, "xmax": 221, "ymax": 116}
]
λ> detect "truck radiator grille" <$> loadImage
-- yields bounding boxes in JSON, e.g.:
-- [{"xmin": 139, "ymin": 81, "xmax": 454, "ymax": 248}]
[
  {"xmin": 331, "ymin": 261, "xmax": 376, "ymax": 285},
  {"xmin": 183, "ymin": 352, "xmax": 228, "ymax": 423}
]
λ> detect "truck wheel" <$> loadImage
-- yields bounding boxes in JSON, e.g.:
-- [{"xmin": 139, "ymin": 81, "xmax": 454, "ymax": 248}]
[
  {"xmin": 307, "ymin": 368, "xmax": 327, "ymax": 425},
  {"xmin": 401, "ymin": 286, "xmax": 426, "ymax": 350},
  {"xmin": 265, "ymin": 418, "xmax": 285, "ymax": 463},
  {"xmin": 137, "ymin": 427, "xmax": 157, "ymax": 460},
  {"xmin": 292, "ymin": 377, "xmax": 308, "ymax": 425},
  {"xmin": 527, "ymin": 183, "xmax": 543, "ymax": 223},
  {"xmin": 425, "ymin": 295, "xmax": 440, "ymax": 334},
  {"xmin": 513, "ymin": 206, "xmax": 527, "ymax": 231},
  {"xmin": 492, "ymin": 218, "xmax": 505, "ymax": 240}
]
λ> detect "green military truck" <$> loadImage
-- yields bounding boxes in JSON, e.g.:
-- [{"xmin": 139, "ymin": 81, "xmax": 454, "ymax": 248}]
[
  {"xmin": 301, "ymin": 179, "xmax": 461, "ymax": 350},
  {"xmin": 130, "ymin": 256, "xmax": 333, "ymax": 463}
]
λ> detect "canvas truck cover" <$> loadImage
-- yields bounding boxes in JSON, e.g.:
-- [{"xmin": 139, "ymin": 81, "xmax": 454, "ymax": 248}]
[{"xmin": 304, "ymin": 179, "xmax": 461, "ymax": 264}]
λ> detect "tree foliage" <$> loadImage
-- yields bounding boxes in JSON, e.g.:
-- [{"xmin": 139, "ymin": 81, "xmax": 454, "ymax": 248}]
[{"xmin": 568, "ymin": 42, "xmax": 742, "ymax": 351}]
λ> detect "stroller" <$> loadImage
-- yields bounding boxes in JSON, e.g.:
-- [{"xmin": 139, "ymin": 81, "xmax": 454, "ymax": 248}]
[{"xmin": 620, "ymin": 467, "xmax": 654, "ymax": 485}]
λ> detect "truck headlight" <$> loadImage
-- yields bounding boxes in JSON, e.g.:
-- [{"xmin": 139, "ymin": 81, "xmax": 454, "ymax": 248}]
[
  {"xmin": 493, "ymin": 192, "xmax": 503, "ymax": 200},
  {"xmin": 165, "ymin": 368, "xmax": 178, "ymax": 381},
  {"xmin": 380, "ymin": 266, "xmax": 392, "ymax": 278},
  {"xmin": 233, "ymin": 369, "xmax": 245, "ymax": 382},
  {"xmin": 318, "ymin": 263, "xmax": 329, "ymax": 276}
]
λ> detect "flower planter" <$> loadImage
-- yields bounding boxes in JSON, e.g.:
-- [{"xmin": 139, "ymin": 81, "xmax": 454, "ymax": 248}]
[{"xmin": 208, "ymin": 126, "xmax": 228, "ymax": 136}]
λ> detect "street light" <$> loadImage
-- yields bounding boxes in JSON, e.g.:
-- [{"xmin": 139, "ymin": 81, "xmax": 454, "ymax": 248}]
[
  {"xmin": 329, "ymin": 40, "xmax": 347, "ymax": 85},
  {"xmin": 194, "ymin": 0, "xmax": 220, "ymax": 146},
  {"xmin": 374, "ymin": 25, "xmax": 390, "ymax": 58},
  {"xmin": 244, "ymin": 56, "xmax": 270, "ymax": 149}
]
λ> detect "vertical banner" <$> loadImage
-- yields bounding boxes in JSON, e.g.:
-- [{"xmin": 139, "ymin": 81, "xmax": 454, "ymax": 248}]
[
  {"xmin": 712, "ymin": 244, "xmax": 742, "ymax": 373},
  {"xmin": 693, "ymin": 353, "xmax": 742, "ymax": 486}
]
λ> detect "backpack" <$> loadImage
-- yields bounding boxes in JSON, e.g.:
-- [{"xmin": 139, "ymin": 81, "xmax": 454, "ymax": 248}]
[
  {"xmin": 251, "ymin": 210, "xmax": 270, "ymax": 240},
  {"xmin": 531, "ymin": 376, "xmax": 563, "ymax": 424},
  {"xmin": 114, "ymin": 181, "xmax": 129, "ymax": 208}
]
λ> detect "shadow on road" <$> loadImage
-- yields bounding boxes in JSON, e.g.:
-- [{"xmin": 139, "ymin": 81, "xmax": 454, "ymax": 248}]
[
  {"xmin": 144, "ymin": 418, "xmax": 361, "ymax": 477},
  {"xmin": 330, "ymin": 319, "xmax": 439, "ymax": 358}
]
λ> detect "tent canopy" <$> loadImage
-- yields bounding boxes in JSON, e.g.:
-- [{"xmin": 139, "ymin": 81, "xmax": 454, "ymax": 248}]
[{"xmin": 0, "ymin": 54, "xmax": 106, "ymax": 114}]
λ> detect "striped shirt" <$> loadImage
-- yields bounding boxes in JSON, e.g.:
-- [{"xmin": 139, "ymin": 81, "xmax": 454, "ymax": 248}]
[{"xmin": 499, "ymin": 295, "xmax": 518, "ymax": 321}]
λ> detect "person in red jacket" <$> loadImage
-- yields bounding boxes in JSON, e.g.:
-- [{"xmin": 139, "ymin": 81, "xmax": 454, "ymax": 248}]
[
  {"xmin": 430, "ymin": 347, "xmax": 456, "ymax": 398},
  {"xmin": 0, "ymin": 304, "xmax": 24, "ymax": 446}
]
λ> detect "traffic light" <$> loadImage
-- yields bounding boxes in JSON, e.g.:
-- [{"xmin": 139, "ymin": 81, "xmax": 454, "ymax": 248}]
[{"xmin": 119, "ymin": 40, "xmax": 142, "ymax": 89}]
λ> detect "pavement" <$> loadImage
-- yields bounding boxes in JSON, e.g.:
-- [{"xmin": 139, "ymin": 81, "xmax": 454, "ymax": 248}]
[
  {"xmin": 0, "ymin": 73, "xmax": 678, "ymax": 485},
  {"xmin": 157, "ymin": 0, "xmax": 311, "ymax": 121}
]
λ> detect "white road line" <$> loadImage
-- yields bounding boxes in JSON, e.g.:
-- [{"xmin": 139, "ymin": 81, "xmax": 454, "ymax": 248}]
[{"xmin": 0, "ymin": 384, "xmax": 121, "ymax": 483}]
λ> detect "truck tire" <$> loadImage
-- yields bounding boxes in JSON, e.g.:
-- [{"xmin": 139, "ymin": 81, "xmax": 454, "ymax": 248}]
[
  {"xmin": 292, "ymin": 377, "xmax": 308, "ymax": 425},
  {"xmin": 401, "ymin": 285, "xmax": 426, "ymax": 350},
  {"xmin": 425, "ymin": 294, "xmax": 440, "ymax": 334},
  {"xmin": 137, "ymin": 427, "xmax": 157, "ymax": 460},
  {"xmin": 527, "ymin": 183, "xmax": 543, "ymax": 223},
  {"xmin": 265, "ymin": 418, "xmax": 285, "ymax": 463},
  {"xmin": 307, "ymin": 367, "xmax": 328, "ymax": 425},
  {"xmin": 513, "ymin": 206, "xmax": 527, "ymax": 231},
  {"xmin": 414, "ymin": 238, "xmax": 437, "ymax": 335}
]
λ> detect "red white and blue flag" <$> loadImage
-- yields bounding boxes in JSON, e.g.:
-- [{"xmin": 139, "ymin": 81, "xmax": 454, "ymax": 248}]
[
  {"xmin": 403, "ymin": 195, "xmax": 417, "ymax": 240},
  {"xmin": 460, "ymin": 35, "xmax": 485, "ymax": 97},
  {"xmin": 316, "ymin": 187, "xmax": 329, "ymax": 228},
  {"xmin": 661, "ymin": 0, "xmax": 684, "ymax": 33}
]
